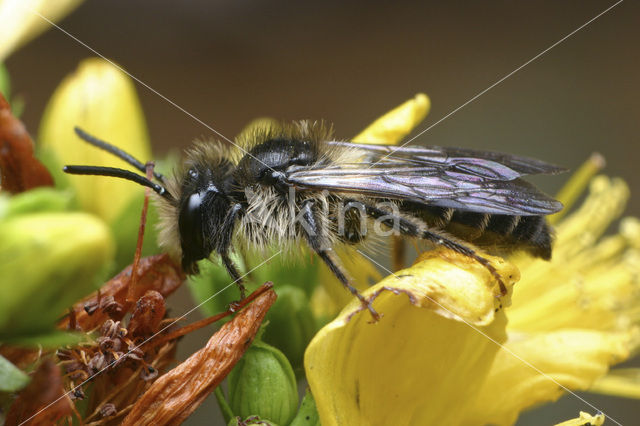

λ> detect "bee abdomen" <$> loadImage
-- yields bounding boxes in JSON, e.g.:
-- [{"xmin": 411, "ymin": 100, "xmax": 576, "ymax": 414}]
[
  {"xmin": 459, "ymin": 212, "xmax": 552, "ymax": 259},
  {"xmin": 401, "ymin": 202, "xmax": 552, "ymax": 259}
]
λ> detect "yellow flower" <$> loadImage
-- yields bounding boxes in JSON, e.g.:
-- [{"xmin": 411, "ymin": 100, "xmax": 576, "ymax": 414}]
[
  {"xmin": 39, "ymin": 57, "xmax": 151, "ymax": 223},
  {"xmin": 306, "ymin": 249, "xmax": 516, "ymax": 425},
  {"xmin": 0, "ymin": 0, "xmax": 84, "ymax": 62},
  {"xmin": 304, "ymin": 95, "xmax": 640, "ymax": 425}
]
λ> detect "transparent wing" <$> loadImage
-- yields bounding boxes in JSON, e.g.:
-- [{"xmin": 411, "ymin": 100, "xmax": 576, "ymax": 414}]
[
  {"xmin": 327, "ymin": 141, "xmax": 566, "ymax": 180},
  {"xmin": 287, "ymin": 143, "xmax": 565, "ymax": 215}
]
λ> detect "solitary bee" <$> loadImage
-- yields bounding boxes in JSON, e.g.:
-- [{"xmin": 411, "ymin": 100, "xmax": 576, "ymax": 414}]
[{"xmin": 64, "ymin": 122, "xmax": 563, "ymax": 316}]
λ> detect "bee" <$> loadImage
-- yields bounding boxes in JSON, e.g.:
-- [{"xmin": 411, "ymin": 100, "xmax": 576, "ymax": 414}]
[{"xmin": 64, "ymin": 122, "xmax": 564, "ymax": 317}]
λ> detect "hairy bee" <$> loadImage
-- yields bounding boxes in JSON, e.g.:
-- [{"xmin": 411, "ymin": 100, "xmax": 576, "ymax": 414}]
[{"xmin": 64, "ymin": 122, "xmax": 564, "ymax": 316}]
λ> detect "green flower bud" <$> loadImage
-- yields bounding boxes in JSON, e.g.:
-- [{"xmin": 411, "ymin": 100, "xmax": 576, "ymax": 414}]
[
  {"xmin": 0, "ymin": 188, "xmax": 72, "ymax": 220},
  {"xmin": 228, "ymin": 341, "xmax": 298, "ymax": 426},
  {"xmin": 0, "ymin": 212, "xmax": 114, "ymax": 336},
  {"xmin": 263, "ymin": 285, "xmax": 317, "ymax": 372}
]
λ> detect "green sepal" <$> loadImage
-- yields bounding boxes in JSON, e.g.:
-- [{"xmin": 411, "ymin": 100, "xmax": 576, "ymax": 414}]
[{"xmin": 289, "ymin": 389, "xmax": 321, "ymax": 426}]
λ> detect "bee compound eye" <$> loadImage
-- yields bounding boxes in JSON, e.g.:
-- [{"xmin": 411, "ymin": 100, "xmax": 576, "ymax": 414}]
[{"xmin": 178, "ymin": 192, "xmax": 208, "ymax": 268}]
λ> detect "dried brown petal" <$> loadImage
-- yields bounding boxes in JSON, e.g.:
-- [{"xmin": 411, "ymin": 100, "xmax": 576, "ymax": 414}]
[
  {"xmin": 0, "ymin": 93, "xmax": 54, "ymax": 193},
  {"xmin": 59, "ymin": 254, "xmax": 184, "ymax": 331},
  {"xmin": 5, "ymin": 359, "xmax": 72, "ymax": 426},
  {"xmin": 128, "ymin": 290, "xmax": 166, "ymax": 337},
  {"xmin": 122, "ymin": 286, "xmax": 277, "ymax": 426}
]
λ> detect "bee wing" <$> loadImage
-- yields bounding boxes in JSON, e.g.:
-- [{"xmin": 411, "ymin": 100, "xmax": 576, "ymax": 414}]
[
  {"xmin": 327, "ymin": 141, "xmax": 566, "ymax": 179},
  {"xmin": 287, "ymin": 152, "xmax": 564, "ymax": 215}
]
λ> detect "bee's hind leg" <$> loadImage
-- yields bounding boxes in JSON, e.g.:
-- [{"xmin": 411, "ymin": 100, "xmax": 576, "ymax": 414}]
[
  {"xmin": 298, "ymin": 199, "xmax": 381, "ymax": 321},
  {"xmin": 363, "ymin": 204, "xmax": 507, "ymax": 296}
]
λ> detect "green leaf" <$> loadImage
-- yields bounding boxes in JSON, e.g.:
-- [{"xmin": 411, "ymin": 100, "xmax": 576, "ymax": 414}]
[
  {"xmin": 262, "ymin": 285, "xmax": 317, "ymax": 373},
  {"xmin": 0, "ymin": 354, "xmax": 29, "ymax": 392}
]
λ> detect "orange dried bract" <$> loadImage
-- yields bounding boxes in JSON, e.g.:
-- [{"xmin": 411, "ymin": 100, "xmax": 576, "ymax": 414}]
[
  {"xmin": 59, "ymin": 254, "xmax": 184, "ymax": 331},
  {"xmin": 5, "ymin": 359, "xmax": 72, "ymax": 426},
  {"xmin": 122, "ymin": 287, "xmax": 278, "ymax": 426},
  {"xmin": 0, "ymin": 93, "xmax": 54, "ymax": 193},
  {"xmin": 128, "ymin": 290, "xmax": 166, "ymax": 338}
]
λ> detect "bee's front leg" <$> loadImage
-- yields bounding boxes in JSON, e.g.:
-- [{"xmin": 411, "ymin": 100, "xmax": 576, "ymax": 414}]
[{"xmin": 218, "ymin": 203, "xmax": 247, "ymax": 303}]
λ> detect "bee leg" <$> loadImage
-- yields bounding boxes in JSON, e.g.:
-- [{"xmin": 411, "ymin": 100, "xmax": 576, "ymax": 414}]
[
  {"xmin": 298, "ymin": 200, "xmax": 381, "ymax": 320},
  {"xmin": 218, "ymin": 203, "xmax": 247, "ymax": 302},
  {"xmin": 364, "ymin": 204, "xmax": 507, "ymax": 296},
  {"xmin": 220, "ymin": 252, "xmax": 247, "ymax": 300}
]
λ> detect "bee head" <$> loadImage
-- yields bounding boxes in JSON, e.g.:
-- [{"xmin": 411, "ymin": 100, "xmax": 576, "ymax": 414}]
[{"xmin": 178, "ymin": 167, "xmax": 231, "ymax": 274}]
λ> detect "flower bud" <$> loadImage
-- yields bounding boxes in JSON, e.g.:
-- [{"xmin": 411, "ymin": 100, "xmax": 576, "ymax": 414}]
[
  {"xmin": 0, "ymin": 187, "xmax": 72, "ymax": 219},
  {"xmin": 228, "ymin": 341, "xmax": 298, "ymax": 426},
  {"xmin": 38, "ymin": 58, "xmax": 151, "ymax": 223},
  {"xmin": 0, "ymin": 211, "xmax": 114, "ymax": 335}
]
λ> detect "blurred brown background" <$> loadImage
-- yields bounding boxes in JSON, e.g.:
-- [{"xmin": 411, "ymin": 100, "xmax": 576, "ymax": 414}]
[{"xmin": 6, "ymin": 1, "xmax": 639, "ymax": 424}]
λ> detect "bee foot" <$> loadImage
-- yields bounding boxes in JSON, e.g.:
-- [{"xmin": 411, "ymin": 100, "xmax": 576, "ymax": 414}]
[{"xmin": 228, "ymin": 301, "xmax": 242, "ymax": 313}]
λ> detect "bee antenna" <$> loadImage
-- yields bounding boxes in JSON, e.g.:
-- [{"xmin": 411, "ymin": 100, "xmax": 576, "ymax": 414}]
[
  {"xmin": 63, "ymin": 165, "xmax": 175, "ymax": 203},
  {"xmin": 73, "ymin": 127, "xmax": 166, "ymax": 184}
]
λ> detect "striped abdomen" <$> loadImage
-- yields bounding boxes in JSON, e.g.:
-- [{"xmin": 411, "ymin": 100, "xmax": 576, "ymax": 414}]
[{"xmin": 401, "ymin": 202, "xmax": 553, "ymax": 260}]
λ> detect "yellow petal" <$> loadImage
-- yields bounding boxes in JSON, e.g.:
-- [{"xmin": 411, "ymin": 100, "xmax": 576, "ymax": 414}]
[
  {"xmin": 589, "ymin": 368, "xmax": 640, "ymax": 399},
  {"xmin": 555, "ymin": 411, "xmax": 605, "ymax": 426},
  {"xmin": 465, "ymin": 329, "xmax": 633, "ymax": 426},
  {"xmin": 353, "ymin": 93, "xmax": 430, "ymax": 145},
  {"xmin": 0, "ymin": 0, "xmax": 84, "ymax": 62},
  {"xmin": 509, "ymin": 177, "xmax": 635, "ymax": 332},
  {"xmin": 39, "ymin": 58, "xmax": 151, "ymax": 222},
  {"xmin": 305, "ymin": 249, "xmax": 517, "ymax": 426}
]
